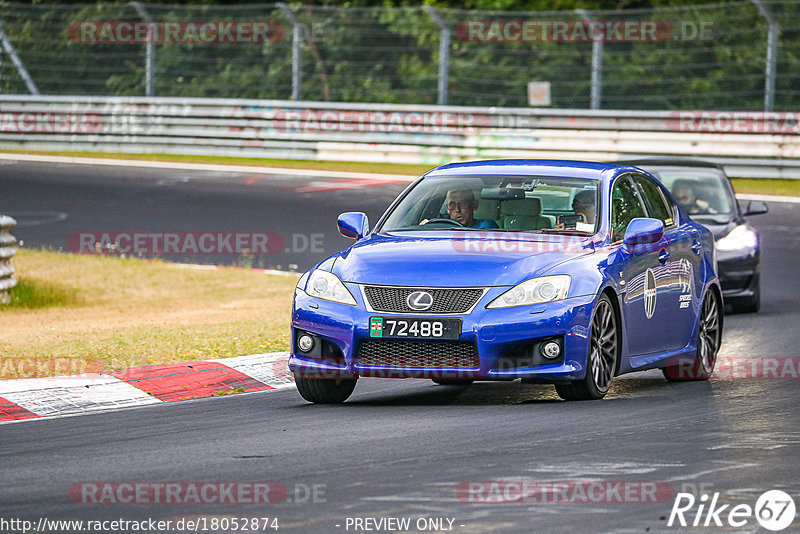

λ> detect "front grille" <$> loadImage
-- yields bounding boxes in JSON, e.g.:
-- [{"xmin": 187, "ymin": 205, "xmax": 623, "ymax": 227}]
[
  {"xmin": 363, "ymin": 286, "xmax": 484, "ymax": 314},
  {"xmin": 356, "ymin": 340, "xmax": 480, "ymax": 369}
]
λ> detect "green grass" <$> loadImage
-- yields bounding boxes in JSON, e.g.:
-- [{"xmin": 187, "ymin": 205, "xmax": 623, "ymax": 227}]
[
  {"xmin": 4, "ymin": 278, "xmax": 79, "ymax": 309},
  {"xmin": 731, "ymin": 178, "xmax": 800, "ymax": 197},
  {"xmin": 1, "ymin": 149, "xmax": 431, "ymax": 176},
  {"xmin": 0, "ymin": 249, "xmax": 297, "ymax": 379},
  {"xmin": 5, "ymin": 150, "xmax": 798, "ymax": 197}
]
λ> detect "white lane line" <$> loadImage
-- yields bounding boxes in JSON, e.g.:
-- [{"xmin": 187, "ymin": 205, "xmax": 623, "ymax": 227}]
[
  {"xmin": 173, "ymin": 263, "xmax": 301, "ymax": 277},
  {"xmin": 210, "ymin": 352, "xmax": 295, "ymax": 389},
  {"xmin": 0, "ymin": 152, "xmax": 417, "ymax": 181},
  {"xmin": 0, "ymin": 375, "xmax": 161, "ymax": 417}
]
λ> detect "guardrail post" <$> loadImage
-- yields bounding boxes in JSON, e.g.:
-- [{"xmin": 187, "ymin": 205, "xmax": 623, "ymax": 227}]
[
  {"xmin": 750, "ymin": 0, "xmax": 778, "ymax": 111},
  {"xmin": 423, "ymin": 6, "xmax": 450, "ymax": 106},
  {"xmin": 0, "ymin": 18, "xmax": 39, "ymax": 95},
  {"xmin": 0, "ymin": 215, "xmax": 18, "ymax": 305},
  {"xmin": 576, "ymin": 9, "xmax": 603, "ymax": 110},
  {"xmin": 130, "ymin": 2, "xmax": 155, "ymax": 97},
  {"xmin": 277, "ymin": 3, "xmax": 302, "ymax": 101}
]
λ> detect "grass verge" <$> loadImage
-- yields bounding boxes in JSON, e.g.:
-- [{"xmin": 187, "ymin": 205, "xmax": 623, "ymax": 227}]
[
  {"xmin": 0, "ymin": 249, "xmax": 297, "ymax": 379},
  {"xmin": 730, "ymin": 178, "xmax": 800, "ymax": 198},
  {"xmin": 1, "ymin": 149, "xmax": 432, "ymax": 176},
  {"xmin": 4, "ymin": 150, "xmax": 799, "ymax": 197}
]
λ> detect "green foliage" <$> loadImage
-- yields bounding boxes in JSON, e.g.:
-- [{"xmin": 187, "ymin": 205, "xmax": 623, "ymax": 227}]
[
  {"xmin": 0, "ymin": 1, "xmax": 798, "ymax": 110},
  {"xmin": 4, "ymin": 279, "xmax": 78, "ymax": 309}
]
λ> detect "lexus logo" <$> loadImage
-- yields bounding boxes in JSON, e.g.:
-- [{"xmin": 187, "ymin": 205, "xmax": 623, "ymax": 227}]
[
  {"xmin": 406, "ymin": 291, "xmax": 433, "ymax": 311},
  {"xmin": 644, "ymin": 268, "xmax": 657, "ymax": 319}
]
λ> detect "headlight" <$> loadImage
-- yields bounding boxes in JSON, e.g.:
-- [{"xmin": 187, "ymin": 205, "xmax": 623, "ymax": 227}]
[
  {"xmin": 487, "ymin": 275, "xmax": 571, "ymax": 309},
  {"xmin": 715, "ymin": 225, "xmax": 757, "ymax": 252},
  {"xmin": 305, "ymin": 270, "xmax": 357, "ymax": 306}
]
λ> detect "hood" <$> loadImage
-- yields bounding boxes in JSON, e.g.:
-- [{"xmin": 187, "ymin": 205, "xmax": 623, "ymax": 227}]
[
  {"xmin": 695, "ymin": 218, "xmax": 737, "ymax": 239},
  {"xmin": 330, "ymin": 231, "xmax": 594, "ymax": 287}
]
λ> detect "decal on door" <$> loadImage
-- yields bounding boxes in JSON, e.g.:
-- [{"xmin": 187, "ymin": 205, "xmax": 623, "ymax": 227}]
[{"xmin": 644, "ymin": 268, "xmax": 657, "ymax": 319}]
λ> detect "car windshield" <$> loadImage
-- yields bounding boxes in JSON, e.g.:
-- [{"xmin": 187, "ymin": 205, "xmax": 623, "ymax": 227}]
[
  {"xmin": 379, "ymin": 175, "xmax": 600, "ymax": 234},
  {"xmin": 648, "ymin": 168, "xmax": 735, "ymax": 222}
]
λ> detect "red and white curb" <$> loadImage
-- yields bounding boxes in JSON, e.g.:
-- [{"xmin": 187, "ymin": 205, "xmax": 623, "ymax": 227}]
[{"xmin": 0, "ymin": 352, "xmax": 292, "ymax": 423}]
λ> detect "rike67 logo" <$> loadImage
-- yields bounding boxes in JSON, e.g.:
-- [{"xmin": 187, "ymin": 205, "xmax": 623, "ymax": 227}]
[{"xmin": 668, "ymin": 490, "xmax": 796, "ymax": 531}]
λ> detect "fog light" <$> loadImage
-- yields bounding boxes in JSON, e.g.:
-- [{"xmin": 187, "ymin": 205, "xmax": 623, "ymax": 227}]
[
  {"xmin": 542, "ymin": 341, "xmax": 561, "ymax": 359},
  {"xmin": 297, "ymin": 334, "xmax": 315, "ymax": 353}
]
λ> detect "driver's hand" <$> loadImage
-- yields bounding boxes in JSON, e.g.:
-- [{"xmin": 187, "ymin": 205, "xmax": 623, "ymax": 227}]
[{"xmin": 420, "ymin": 219, "xmax": 429, "ymax": 225}]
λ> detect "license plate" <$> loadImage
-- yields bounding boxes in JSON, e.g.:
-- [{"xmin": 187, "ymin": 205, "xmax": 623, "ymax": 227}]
[{"xmin": 369, "ymin": 317, "xmax": 461, "ymax": 340}]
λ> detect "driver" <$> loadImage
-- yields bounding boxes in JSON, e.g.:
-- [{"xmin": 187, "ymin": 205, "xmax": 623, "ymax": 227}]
[
  {"xmin": 554, "ymin": 190, "xmax": 596, "ymax": 231},
  {"xmin": 445, "ymin": 188, "xmax": 498, "ymax": 229},
  {"xmin": 672, "ymin": 180, "xmax": 717, "ymax": 215}
]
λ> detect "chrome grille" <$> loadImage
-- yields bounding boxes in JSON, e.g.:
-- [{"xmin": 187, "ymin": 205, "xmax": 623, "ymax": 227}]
[
  {"xmin": 363, "ymin": 286, "xmax": 484, "ymax": 314},
  {"xmin": 356, "ymin": 340, "xmax": 480, "ymax": 369}
]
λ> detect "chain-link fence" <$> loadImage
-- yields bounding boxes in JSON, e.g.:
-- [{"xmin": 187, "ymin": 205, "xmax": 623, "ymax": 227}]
[{"xmin": 0, "ymin": 1, "xmax": 798, "ymax": 110}]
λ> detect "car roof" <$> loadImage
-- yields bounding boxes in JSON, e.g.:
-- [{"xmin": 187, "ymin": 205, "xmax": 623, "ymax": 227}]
[
  {"xmin": 616, "ymin": 157, "xmax": 724, "ymax": 170},
  {"xmin": 425, "ymin": 159, "xmax": 631, "ymax": 181}
]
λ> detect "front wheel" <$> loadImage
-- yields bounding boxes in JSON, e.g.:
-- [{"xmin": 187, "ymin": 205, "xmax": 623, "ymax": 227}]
[
  {"xmin": 663, "ymin": 288, "xmax": 722, "ymax": 381},
  {"xmin": 295, "ymin": 377, "xmax": 357, "ymax": 404},
  {"xmin": 555, "ymin": 294, "xmax": 618, "ymax": 401}
]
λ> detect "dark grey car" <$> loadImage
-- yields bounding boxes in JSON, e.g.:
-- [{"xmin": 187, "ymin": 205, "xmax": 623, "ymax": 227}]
[{"xmin": 618, "ymin": 158, "xmax": 767, "ymax": 313}]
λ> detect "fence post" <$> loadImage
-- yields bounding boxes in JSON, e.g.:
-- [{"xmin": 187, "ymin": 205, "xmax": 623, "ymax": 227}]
[
  {"xmin": 0, "ymin": 216, "xmax": 18, "ymax": 305},
  {"xmin": 130, "ymin": 2, "xmax": 155, "ymax": 97},
  {"xmin": 750, "ymin": 0, "xmax": 778, "ymax": 111},
  {"xmin": 576, "ymin": 9, "xmax": 603, "ymax": 110},
  {"xmin": 422, "ymin": 6, "xmax": 450, "ymax": 106},
  {"xmin": 277, "ymin": 3, "xmax": 302, "ymax": 101},
  {"xmin": 0, "ymin": 18, "xmax": 39, "ymax": 95}
]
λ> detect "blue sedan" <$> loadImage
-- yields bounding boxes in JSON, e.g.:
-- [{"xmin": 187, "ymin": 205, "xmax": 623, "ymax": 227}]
[{"xmin": 289, "ymin": 160, "xmax": 723, "ymax": 403}]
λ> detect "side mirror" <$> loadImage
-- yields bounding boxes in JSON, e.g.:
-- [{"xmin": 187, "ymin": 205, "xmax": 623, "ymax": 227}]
[
  {"xmin": 337, "ymin": 212, "xmax": 370, "ymax": 240},
  {"xmin": 623, "ymin": 217, "xmax": 664, "ymax": 246},
  {"xmin": 744, "ymin": 200, "xmax": 768, "ymax": 216}
]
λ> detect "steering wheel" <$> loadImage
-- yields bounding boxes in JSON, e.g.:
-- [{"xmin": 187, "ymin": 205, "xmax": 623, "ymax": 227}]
[{"xmin": 421, "ymin": 218, "xmax": 464, "ymax": 227}]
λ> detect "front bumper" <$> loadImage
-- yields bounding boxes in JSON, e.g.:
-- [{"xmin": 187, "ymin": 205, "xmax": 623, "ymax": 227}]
[
  {"xmin": 717, "ymin": 247, "xmax": 759, "ymax": 302},
  {"xmin": 289, "ymin": 283, "xmax": 596, "ymax": 382}
]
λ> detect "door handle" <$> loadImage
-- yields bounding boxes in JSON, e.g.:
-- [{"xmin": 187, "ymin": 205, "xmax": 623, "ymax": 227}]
[
  {"xmin": 658, "ymin": 250, "xmax": 669, "ymax": 264},
  {"xmin": 691, "ymin": 240, "xmax": 702, "ymax": 255}
]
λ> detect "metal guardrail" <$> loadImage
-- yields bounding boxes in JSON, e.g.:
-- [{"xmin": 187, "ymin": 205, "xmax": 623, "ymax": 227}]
[
  {"xmin": 0, "ymin": 96, "xmax": 798, "ymax": 178},
  {"xmin": 0, "ymin": 216, "xmax": 18, "ymax": 305}
]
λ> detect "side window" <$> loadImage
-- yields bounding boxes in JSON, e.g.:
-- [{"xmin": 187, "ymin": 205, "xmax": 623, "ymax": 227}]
[
  {"xmin": 634, "ymin": 174, "xmax": 674, "ymax": 227},
  {"xmin": 611, "ymin": 176, "xmax": 647, "ymax": 242}
]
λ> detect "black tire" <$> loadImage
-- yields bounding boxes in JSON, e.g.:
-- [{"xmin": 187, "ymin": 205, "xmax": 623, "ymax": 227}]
[
  {"xmin": 663, "ymin": 288, "xmax": 722, "ymax": 381},
  {"xmin": 294, "ymin": 377, "xmax": 357, "ymax": 404},
  {"xmin": 431, "ymin": 379, "xmax": 474, "ymax": 386},
  {"xmin": 555, "ymin": 294, "xmax": 618, "ymax": 401},
  {"xmin": 732, "ymin": 287, "xmax": 760, "ymax": 314},
  {"xmin": 733, "ymin": 294, "xmax": 760, "ymax": 314}
]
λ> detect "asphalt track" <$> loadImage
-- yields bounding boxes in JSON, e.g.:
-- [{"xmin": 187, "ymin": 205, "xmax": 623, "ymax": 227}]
[
  {"xmin": 2, "ymin": 160, "xmax": 800, "ymax": 533},
  {"xmin": 0, "ymin": 159, "xmax": 409, "ymax": 271}
]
